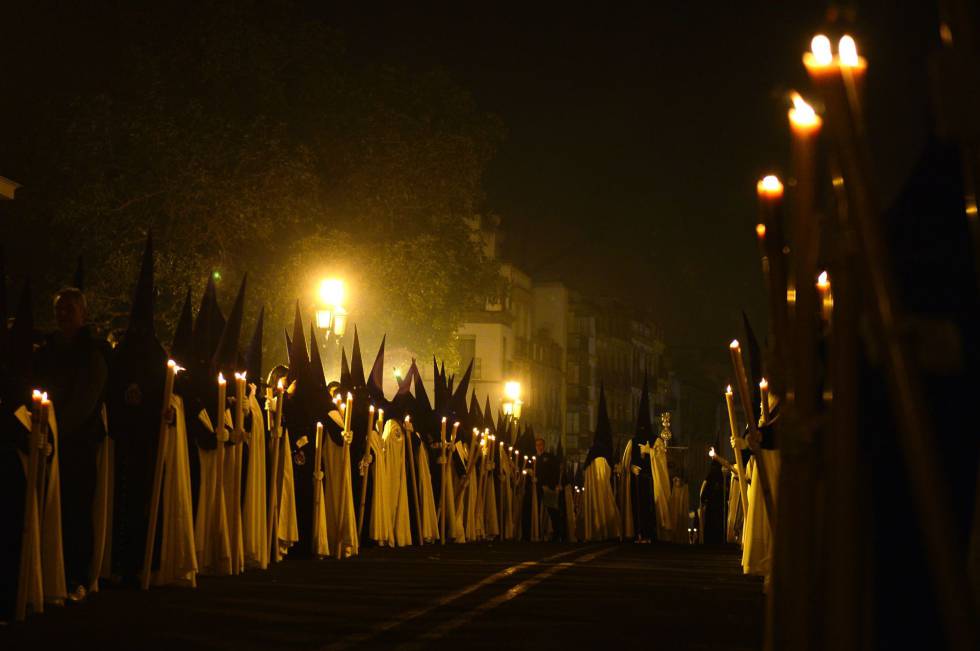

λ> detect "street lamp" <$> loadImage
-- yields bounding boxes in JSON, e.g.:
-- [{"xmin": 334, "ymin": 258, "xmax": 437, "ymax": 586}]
[
  {"xmin": 502, "ymin": 380, "xmax": 523, "ymax": 420},
  {"xmin": 315, "ymin": 278, "xmax": 348, "ymax": 339}
]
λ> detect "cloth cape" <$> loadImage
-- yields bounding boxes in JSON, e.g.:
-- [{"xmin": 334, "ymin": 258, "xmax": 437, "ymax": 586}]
[{"xmin": 582, "ymin": 456, "xmax": 621, "ymax": 541}]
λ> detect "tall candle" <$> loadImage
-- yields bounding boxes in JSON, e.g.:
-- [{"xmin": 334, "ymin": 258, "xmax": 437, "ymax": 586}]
[
  {"xmin": 760, "ymin": 378, "xmax": 771, "ymax": 423},
  {"xmin": 817, "ymin": 271, "xmax": 833, "ymax": 324},
  {"xmin": 724, "ymin": 385, "xmax": 749, "ymax": 517},
  {"xmin": 217, "ymin": 373, "xmax": 227, "ymax": 442}
]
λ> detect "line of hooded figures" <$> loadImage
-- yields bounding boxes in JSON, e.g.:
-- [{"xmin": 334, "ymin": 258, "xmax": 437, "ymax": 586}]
[{"xmin": 1, "ymin": 234, "xmax": 739, "ymax": 625}]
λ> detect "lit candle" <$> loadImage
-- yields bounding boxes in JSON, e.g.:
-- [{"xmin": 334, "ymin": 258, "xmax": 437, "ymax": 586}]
[
  {"xmin": 817, "ymin": 271, "xmax": 833, "ymax": 323},
  {"xmin": 217, "ymin": 373, "xmax": 227, "ymax": 443},
  {"xmin": 343, "ymin": 392, "xmax": 352, "ymax": 433},
  {"xmin": 724, "ymin": 385, "xmax": 749, "ymax": 516},
  {"xmin": 760, "ymin": 378, "xmax": 770, "ymax": 422},
  {"xmin": 837, "ymin": 35, "xmax": 867, "ymax": 114},
  {"xmin": 234, "ymin": 372, "xmax": 246, "ymax": 442},
  {"xmin": 450, "ymin": 421, "xmax": 460, "ymax": 443},
  {"xmin": 440, "ymin": 416, "xmax": 447, "ymax": 443},
  {"xmin": 377, "ymin": 408, "xmax": 384, "ymax": 434}
]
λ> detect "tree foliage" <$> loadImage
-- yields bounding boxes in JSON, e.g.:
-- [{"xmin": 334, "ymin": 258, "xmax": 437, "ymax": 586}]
[{"xmin": 0, "ymin": 0, "xmax": 503, "ymax": 365}]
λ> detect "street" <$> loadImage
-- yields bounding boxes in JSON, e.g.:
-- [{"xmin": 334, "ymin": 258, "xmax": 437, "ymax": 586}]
[{"xmin": 2, "ymin": 543, "xmax": 762, "ymax": 650}]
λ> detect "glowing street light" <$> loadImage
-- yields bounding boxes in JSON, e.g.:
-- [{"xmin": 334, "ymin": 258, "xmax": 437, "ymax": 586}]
[
  {"xmin": 315, "ymin": 278, "xmax": 348, "ymax": 337},
  {"xmin": 502, "ymin": 380, "xmax": 523, "ymax": 420}
]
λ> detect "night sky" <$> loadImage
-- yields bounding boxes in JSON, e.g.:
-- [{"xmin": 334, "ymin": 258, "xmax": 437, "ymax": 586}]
[{"xmin": 322, "ymin": 1, "xmax": 941, "ymax": 370}]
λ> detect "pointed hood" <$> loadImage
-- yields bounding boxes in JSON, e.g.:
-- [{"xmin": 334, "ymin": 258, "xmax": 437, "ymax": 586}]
[
  {"xmin": 286, "ymin": 302, "xmax": 310, "ymax": 386},
  {"xmin": 171, "ymin": 287, "xmax": 194, "ymax": 365},
  {"xmin": 411, "ymin": 361, "xmax": 431, "ymax": 412},
  {"xmin": 451, "ymin": 358, "xmax": 474, "ymax": 422},
  {"xmin": 191, "ymin": 275, "xmax": 219, "ymax": 371},
  {"xmin": 469, "ymin": 391, "xmax": 484, "ymax": 433},
  {"xmin": 212, "ymin": 274, "xmax": 246, "ymax": 374},
  {"xmin": 633, "ymin": 373, "xmax": 654, "ymax": 445},
  {"xmin": 340, "ymin": 346, "xmax": 351, "ymax": 388},
  {"xmin": 73, "ymin": 254, "xmax": 84, "ymax": 292},
  {"xmin": 584, "ymin": 384, "xmax": 614, "ymax": 468},
  {"xmin": 309, "ymin": 322, "xmax": 327, "ymax": 393},
  {"xmin": 245, "ymin": 306, "xmax": 264, "ymax": 384},
  {"xmin": 742, "ymin": 311, "xmax": 763, "ymax": 423},
  {"xmin": 127, "ymin": 232, "xmax": 155, "ymax": 337},
  {"xmin": 349, "ymin": 326, "xmax": 366, "ymax": 388},
  {"xmin": 367, "ymin": 334, "xmax": 386, "ymax": 402},
  {"xmin": 483, "ymin": 396, "xmax": 495, "ymax": 436}
]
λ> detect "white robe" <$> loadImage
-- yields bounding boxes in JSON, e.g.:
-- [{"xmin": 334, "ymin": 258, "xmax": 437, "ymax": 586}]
[
  {"xmin": 194, "ymin": 409, "xmax": 232, "ymax": 576},
  {"xmin": 742, "ymin": 451, "xmax": 780, "ymax": 576},
  {"xmin": 382, "ymin": 421, "xmax": 412, "ymax": 547},
  {"xmin": 415, "ymin": 443, "xmax": 440, "ymax": 543},
  {"xmin": 367, "ymin": 429, "xmax": 393, "ymax": 546},
  {"xmin": 582, "ymin": 457, "xmax": 621, "ymax": 541},
  {"xmin": 669, "ymin": 481, "xmax": 690, "ymax": 544},
  {"xmin": 242, "ymin": 393, "xmax": 268, "ymax": 569},
  {"xmin": 648, "ymin": 439, "xmax": 673, "ymax": 536},
  {"xmin": 276, "ymin": 429, "xmax": 299, "ymax": 557},
  {"xmin": 618, "ymin": 441, "xmax": 634, "ymax": 540},
  {"xmin": 15, "ymin": 403, "xmax": 67, "ymax": 615},
  {"xmin": 324, "ymin": 411, "xmax": 358, "ymax": 558},
  {"xmin": 155, "ymin": 395, "xmax": 198, "ymax": 586}
]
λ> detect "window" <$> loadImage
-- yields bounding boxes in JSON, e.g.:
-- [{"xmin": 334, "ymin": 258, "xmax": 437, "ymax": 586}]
[{"xmin": 458, "ymin": 336, "xmax": 476, "ymax": 375}]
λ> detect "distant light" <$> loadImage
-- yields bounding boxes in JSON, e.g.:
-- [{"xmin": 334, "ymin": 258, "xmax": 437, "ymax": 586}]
[
  {"xmin": 504, "ymin": 381, "xmax": 522, "ymax": 401},
  {"xmin": 756, "ymin": 175, "xmax": 784, "ymax": 199},
  {"xmin": 212, "ymin": 271, "xmax": 222, "ymax": 281},
  {"xmin": 318, "ymin": 278, "xmax": 345, "ymax": 307}
]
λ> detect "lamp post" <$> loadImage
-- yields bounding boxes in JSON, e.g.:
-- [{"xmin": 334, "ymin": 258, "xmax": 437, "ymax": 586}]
[
  {"xmin": 502, "ymin": 379, "xmax": 523, "ymax": 426},
  {"xmin": 315, "ymin": 278, "xmax": 348, "ymax": 342}
]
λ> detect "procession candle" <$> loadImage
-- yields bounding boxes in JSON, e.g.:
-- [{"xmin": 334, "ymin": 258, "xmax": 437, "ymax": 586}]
[
  {"xmin": 344, "ymin": 392, "xmax": 353, "ymax": 433},
  {"xmin": 450, "ymin": 421, "xmax": 460, "ymax": 443},
  {"xmin": 234, "ymin": 372, "xmax": 246, "ymax": 440},
  {"xmin": 217, "ymin": 373, "xmax": 227, "ymax": 442},
  {"xmin": 367, "ymin": 406, "xmax": 375, "ymax": 440},
  {"xmin": 31, "ymin": 389, "xmax": 43, "ymax": 432},
  {"xmin": 760, "ymin": 378, "xmax": 770, "ymax": 423},
  {"xmin": 725, "ymin": 385, "xmax": 750, "ymax": 517},
  {"xmin": 818, "ymin": 271, "xmax": 833, "ymax": 323},
  {"xmin": 756, "ymin": 174, "xmax": 790, "ymax": 391},
  {"xmin": 440, "ymin": 417, "xmax": 447, "ymax": 443},
  {"xmin": 377, "ymin": 408, "xmax": 384, "ymax": 434},
  {"xmin": 837, "ymin": 35, "xmax": 867, "ymax": 118}
]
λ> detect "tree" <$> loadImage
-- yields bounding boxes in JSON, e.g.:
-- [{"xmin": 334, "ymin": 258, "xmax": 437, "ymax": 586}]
[{"xmin": 0, "ymin": 0, "xmax": 503, "ymax": 365}]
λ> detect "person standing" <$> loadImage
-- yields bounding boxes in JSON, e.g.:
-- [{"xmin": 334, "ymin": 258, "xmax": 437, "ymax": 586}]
[
  {"xmin": 35, "ymin": 287, "xmax": 108, "ymax": 602},
  {"xmin": 534, "ymin": 438, "xmax": 561, "ymax": 541}
]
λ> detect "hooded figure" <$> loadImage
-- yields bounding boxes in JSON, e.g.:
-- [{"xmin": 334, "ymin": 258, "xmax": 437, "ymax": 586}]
[
  {"xmin": 581, "ymin": 385, "xmax": 621, "ymax": 541},
  {"xmin": 108, "ymin": 234, "xmax": 195, "ymax": 588},
  {"xmin": 34, "ymin": 259, "xmax": 110, "ymax": 600},
  {"xmin": 628, "ymin": 373, "xmax": 656, "ymax": 542},
  {"xmin": 404, "ymin": 361, "xmax": 440, "ymax": 543},
  {"xmin": 701, "ymin": 459, "xmax": 726, "ymax": 545}
]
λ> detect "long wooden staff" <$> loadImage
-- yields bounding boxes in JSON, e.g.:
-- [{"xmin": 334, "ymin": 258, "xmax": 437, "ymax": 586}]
[
  {"xmin": 356, "ymin": 406, "xmax": 374, "ymax": 539},
  {"xmin": 141, "ymin": 361, "xmax": 178, "ymax": 590},
  {"xmin": 438, "ymin": 417, "xmax": 447, "ymax": 544},
  {"xmin": 214, "ymin": 373, "xmax": 227, "ymax": 538},
  {"xmin": 231, "ymin": 373, "xmax": 246, "ymax": 574},
  {"xmin": 16, "ymin": 391, "xmax": 46, "ymax": 621},
  {"xmin": 403, "ymin": 417, "xmax": 423, "ymax": 546},
  {"xmin": 311, "ymin": 422, "xmax": 324, "ymax": 556},
  {"xmin": 724, "ymin": 386, "xmax": 750, "ymax": 517},
  {"xmin": 729, "ymin": 342, "xmax": 775, "ymax": 527},
  {"xmin": 335, "ymin": 393, "xmax": 352, "ymax": 559},
  {"xmin": 266, "ymin": 380, "xmax": 284, "ymax": 562}
]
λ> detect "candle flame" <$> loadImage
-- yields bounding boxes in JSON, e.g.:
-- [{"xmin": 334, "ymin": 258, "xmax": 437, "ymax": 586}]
[
  {"xmin": 234, "ymin": 372, "xmax": 245, "ymax": 381},
  {"xmin": 838, "ymin": 35, "xmax": 859, "ymax": 67},
  {"xmin": 817, "ymin": 270, "xmax": 830, "ymax": 289},
  {"xmin": 760, "ymin": 378, "xmax": 769, "ymax": 390},
  {"xmin": 725, "ymin": 385, "xmax": 733, "ymax": 395},
  {"xmin": 709, "ymin": 447, "xmax": 716, "ymax": 458},
  {"xmin": 218, "ymin": 372, "xmax": 226, "ymax": 385},
  {"xmin": 167, "ymin": 359, "xmax": 176, "ymax": 369},
  {"xmin": 369, "ymin": 405, "xmax": 375, "ymax": 412},
  {"xmin": 789, "ymin": 92, "xmax": 821, "ymax": 129},
  {"xmin": 277, "ymin": 378, "xmax": 285, "ymax": 390},
  {"xmin": 441, "ymin": 416, "xmax": 447, "ymax": 423},
  {"xmin": 41, "ymin": 392, "xmax": 49, "ymax": 404},
  {"xmin": 756, "ymin": 223, "xmax": 767, "ymax": 238},
  {"xmin": 810, "ymin": 34, "xmax": 833, "ymax": 66},
  {"xmin": 404, "ymin": 415, "xmax": 411, "ymax": 422},
  {"xmin": 756, "ymin": 174, "xmax": 784, "ymax": 198},
  {"xmin": 729, "ymin": 339, "xmax": 740, "ymax": 350},
  {"xmin": 33, "ymin": 389, "xmax": 42, "ymax": 399}
]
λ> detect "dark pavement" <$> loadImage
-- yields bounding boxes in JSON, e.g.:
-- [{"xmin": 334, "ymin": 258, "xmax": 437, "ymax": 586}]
[{"xmin": 2, "ymin": 543, "xmax": 763, "ymax": 650}]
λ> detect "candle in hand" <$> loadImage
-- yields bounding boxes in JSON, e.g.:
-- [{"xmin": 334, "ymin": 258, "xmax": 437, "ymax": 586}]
[
  {"xmin": 817, "ymin": 271, "xmax": 833, "ymax": 323},
  {"xmin": 760, "ymin": 378, "xmax": 771, "ymax": 422}
]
